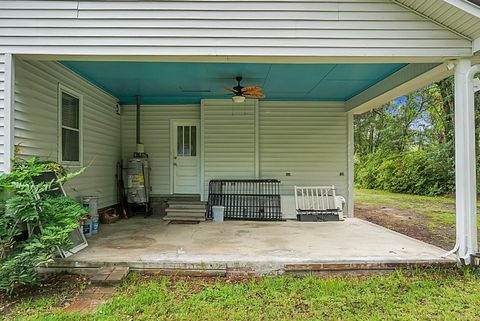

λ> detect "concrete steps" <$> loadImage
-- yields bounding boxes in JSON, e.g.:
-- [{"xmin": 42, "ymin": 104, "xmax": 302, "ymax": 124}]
[
  {"xmin": 163, "ymin": 200, "xmax": 206, "ymax": 222},
  {"xmin": 166, "ymin": 204, "xmax": 206, "ymax": 210}
]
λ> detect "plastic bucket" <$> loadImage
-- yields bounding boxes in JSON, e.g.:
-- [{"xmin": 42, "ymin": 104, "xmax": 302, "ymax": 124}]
[
  {"xmin": 212, "ymin": 206, "xmax": 225, "ymax": 222},
  {"xmin": 91, "ymin": 215, "xmax": 99, "ymax": 234},
  {"xmin": 82, "ymin": 217, "xmax": 92, "ymax": 237},
  {"xmin": 83, "ymin": 196, "xmax": 99, "ymax": 234},
  {"xmin": 83, "ymin": 196, "xmax": 98, "ymax": 214}
]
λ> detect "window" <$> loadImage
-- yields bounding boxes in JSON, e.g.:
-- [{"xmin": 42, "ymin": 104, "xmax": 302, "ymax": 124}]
[
  {"xmin": 59, "ymin": 85, "xmax": 82, "ymax": 165},
  {"xmin": 177, "ymin": 125, "xmax": 197, "ymax": 156}
]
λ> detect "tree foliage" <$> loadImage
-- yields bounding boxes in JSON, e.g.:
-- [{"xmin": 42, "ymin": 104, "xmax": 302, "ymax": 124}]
[
  {"xmin": 355, "ymin": 75, "xmax": 479, "ymax": 196},
  {"xmin": 0, "ymin": 157, "xmax": 87, "ymax": 294}
]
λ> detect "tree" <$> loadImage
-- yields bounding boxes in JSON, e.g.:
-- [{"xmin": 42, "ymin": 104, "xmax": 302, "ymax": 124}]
[{"xmin": 354, "ymin": 77, "xmax": 460, "ymax": 195}]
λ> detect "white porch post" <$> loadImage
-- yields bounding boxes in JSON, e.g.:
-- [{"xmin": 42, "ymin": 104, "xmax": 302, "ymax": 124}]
[
  {"xmin": 4, "ymin": 53, "xmax": 15, "ymax": 173},
  {"xmin": 347, "ymin": 111, "xmax": 354, "ymax": 217},
  {"xmin": 454, "ymin": 59, "xmax": 477, "ymax": 262}
]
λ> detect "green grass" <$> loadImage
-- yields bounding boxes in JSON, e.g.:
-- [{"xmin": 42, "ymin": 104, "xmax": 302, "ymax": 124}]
[
  {"xmin": 5, "ymin": 270, "xmax": 480, "ymax": 321},
  {"xmin": 3, "ymin": 290, "xmax": 78, "ymax": 321},
  {"xmin": 355, "ymin": 188, "xmax": 480, "ymax": 227},
  {"xmin": 5, "ymin": 297, "xmax": 62, "ymax": 320}
]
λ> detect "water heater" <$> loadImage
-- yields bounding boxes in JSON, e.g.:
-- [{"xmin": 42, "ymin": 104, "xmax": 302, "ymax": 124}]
[{"xmin": 126, "ymin": 157, "xmax": 150, "ymax": 204}]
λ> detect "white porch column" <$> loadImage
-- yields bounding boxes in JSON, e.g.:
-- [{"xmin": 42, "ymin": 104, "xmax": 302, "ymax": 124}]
[
  {"xmin": 454, "ymin": 59, "xmax": 477, "ymax": 262},
  {"xmin": 347, "ymin": 111, "xmax": 354, "ymax": 217},
  {"xmin": 3, "ymin": 53, "xmax": 15, "ymax": 173}
]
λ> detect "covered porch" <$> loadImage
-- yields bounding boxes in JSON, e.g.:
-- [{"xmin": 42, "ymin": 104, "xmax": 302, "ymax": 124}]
[
  {"xmin": 11, "ymin": 57, "xmax": 459, "ymax": 216},
  {"xmin": 6, "ymin": 54, "xmax": 479, "ymax": 267}
]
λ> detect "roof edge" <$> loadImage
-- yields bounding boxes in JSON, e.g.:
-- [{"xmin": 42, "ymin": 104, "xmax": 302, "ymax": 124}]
[
  {"xmin": 445, "ymin": 0, "xmax": 480, "ymax": 18},
  {"xmin": 391, "ymin": 0, "xmax": 472, "ymax": 40}
]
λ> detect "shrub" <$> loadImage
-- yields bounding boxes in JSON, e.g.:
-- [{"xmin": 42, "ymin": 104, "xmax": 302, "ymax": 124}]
[
  {"xmin": 0, "ymin": 158, "xmax": 87, "ymax": 294},
  {"xmin": 355, "ymin": 148, "xmax": 454, "ymax": 196}
]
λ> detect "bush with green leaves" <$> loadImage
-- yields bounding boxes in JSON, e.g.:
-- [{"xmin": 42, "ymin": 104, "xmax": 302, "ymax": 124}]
[
  {"xmin": 355, "ymin": 148, "xmax": 454, "ymax": 196},
  {"xmin": 0, "ymin": 157, "xmax": 87, "ymax": 294}
]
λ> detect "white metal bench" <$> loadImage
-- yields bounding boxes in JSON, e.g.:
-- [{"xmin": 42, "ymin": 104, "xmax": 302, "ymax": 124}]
[{"xmin": 294, "ymin": 185, "xmax": 344, "ymax": 221}]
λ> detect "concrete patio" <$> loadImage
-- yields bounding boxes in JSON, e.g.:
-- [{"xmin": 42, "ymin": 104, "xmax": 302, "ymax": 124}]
[{"xmin": 55, "ymin": 217, "xmax": 456, "ymax": 275}]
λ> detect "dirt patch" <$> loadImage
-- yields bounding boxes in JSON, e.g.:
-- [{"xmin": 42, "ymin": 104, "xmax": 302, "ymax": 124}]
[
  {"xmin": 355, "ymin": 204, "xmax": 454, "ymax": 250},
  {"xmin": 0, "ymin": 273, "xmax": 89, "ymax": 317}
]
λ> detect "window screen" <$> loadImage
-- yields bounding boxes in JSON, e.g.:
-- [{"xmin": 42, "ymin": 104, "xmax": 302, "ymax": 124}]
[
  {"xmin": 61, "ymin": 91, "xmax": 81, "ymax": 162},
  {"xmin": 177, "ymin": 125, "xmax": 197, "ymax": 156}
]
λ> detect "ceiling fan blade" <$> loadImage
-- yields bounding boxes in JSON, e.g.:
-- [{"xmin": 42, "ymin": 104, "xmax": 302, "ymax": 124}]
[
  {"xmin": 243, "ymin": 90, "xmax": 264, "ymax": 95},
  {"xmin": 241, "ymin": 86, "xmax": 262, "ymax": 93},
  {"xmin": 224, "ymin": 86, "xmax": 237, "ymax": 94},
  {"xmin": 245, "ymin": 92, "xmax": 266, "ymax": 99}
]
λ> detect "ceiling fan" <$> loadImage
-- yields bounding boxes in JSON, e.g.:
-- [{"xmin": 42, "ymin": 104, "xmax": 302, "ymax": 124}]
[{"xmin": 224, "ymin": 76, "xmax": 266, "ymax": 103}]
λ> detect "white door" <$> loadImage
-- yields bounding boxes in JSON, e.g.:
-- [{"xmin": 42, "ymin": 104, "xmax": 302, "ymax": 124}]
[{"xmin": 172, "ymin": 120, "xmax": 200, "ymax": 194}]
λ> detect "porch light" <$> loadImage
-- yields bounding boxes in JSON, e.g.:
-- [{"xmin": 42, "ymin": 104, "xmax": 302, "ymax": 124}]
[
  {"xmin": 232, "ymin": 95, "xmax": 246, "ymax": 103},
  {"xmin": 474, "ymin": 78, "xmax": 480, "ymax": 93}
]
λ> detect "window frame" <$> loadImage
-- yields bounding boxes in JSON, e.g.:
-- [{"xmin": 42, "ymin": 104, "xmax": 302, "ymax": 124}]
[{"xmin": 58, "ymin": 84, "xmax": 83, "ymax": 167}]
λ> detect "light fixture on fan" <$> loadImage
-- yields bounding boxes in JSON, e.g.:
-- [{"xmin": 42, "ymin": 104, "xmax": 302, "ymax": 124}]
[
  {"xmin": 232, "ymin": 95, "xmax": 246, "ymax": 103},
  {"xmin": 225, "ymin": 76, "xmax": 266, "ymax": 103}
]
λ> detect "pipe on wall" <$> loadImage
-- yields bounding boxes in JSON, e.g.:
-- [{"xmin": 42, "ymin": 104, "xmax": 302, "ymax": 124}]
[{"xmin": 136, "ymin": 95, "xmax": 141, "ymax": 145}]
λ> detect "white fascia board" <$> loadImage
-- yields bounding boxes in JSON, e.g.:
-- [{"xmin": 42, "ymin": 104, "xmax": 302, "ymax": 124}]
[
  {"xmin": 474, "ymin": 37, "xmax": 480, "ymax": 54},
  {"xmin": 442, "ymin": 0, "xmax": 480, "ymax": 18},
  {"xmin": 345, "ymin": 63, "xmax": 454, "ymax": 114},
  {"xmin": 17, "ymin": 54, "xmax": 462, "ymax": 64}
]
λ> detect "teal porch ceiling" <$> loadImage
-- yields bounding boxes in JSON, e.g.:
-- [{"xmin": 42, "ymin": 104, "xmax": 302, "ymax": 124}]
[{"xmin": 60, "ymin": 61, "xmax": 409, "ymax": 105}]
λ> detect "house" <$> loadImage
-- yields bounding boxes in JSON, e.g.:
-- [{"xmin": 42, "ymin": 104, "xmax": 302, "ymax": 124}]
[{"xmin": 0, "ymin": 0, "xmax": 479, "ymax": 271}]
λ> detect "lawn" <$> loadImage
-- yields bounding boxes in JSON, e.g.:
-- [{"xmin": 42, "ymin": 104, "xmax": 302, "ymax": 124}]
[
  {"xmin": 3, "ymin": 269, "xmax": 480, "ymax": 321},
  {"xmin": 355, "ymin": 188, "xmax": 480, "ymax": 226}
]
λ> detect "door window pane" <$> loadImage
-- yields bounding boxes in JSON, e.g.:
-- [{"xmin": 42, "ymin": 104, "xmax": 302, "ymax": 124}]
[
  {"xmin": 191, "ymin": 126, "xmax": 196, "ymax": 156},
  {"xmin": 177, "ymin": 126, "xmax": 183, "ymax": 155},
  {"xmin": 184, "ymin": 126, "xmax": 190, "ymax": 155}
]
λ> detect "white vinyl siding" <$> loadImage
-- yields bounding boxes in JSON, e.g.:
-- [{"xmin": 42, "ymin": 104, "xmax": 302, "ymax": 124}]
[
  {"xmin": 0, "ymin": 0, "xmax": 472, "ymax": 57},
  {"xmin": 0, "ymin": 54, "xmax": 5, "ymax": 172},
  {"xmin": 14, "ymin": 58, "xmax": 120, "ymax": 208},
  {"xmin": 259, "ymin": 101, "xmax": 347, "ymax": 198},
  {"xmin": 200, "ymin": 100, "xmax": 347, "ymax": 215},
  {"xmin": 121, "ymin": 104, "xmax": 200, "ymax": 195},
  {"xmin": 201, "ymin": 99, "xmax": 257, "ymax": 197}
]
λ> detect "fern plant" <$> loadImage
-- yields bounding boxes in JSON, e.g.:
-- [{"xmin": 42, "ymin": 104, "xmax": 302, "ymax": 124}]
[{"xmin": 0, "ymin": 157, "xmax": 87, "ymax": 294}]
